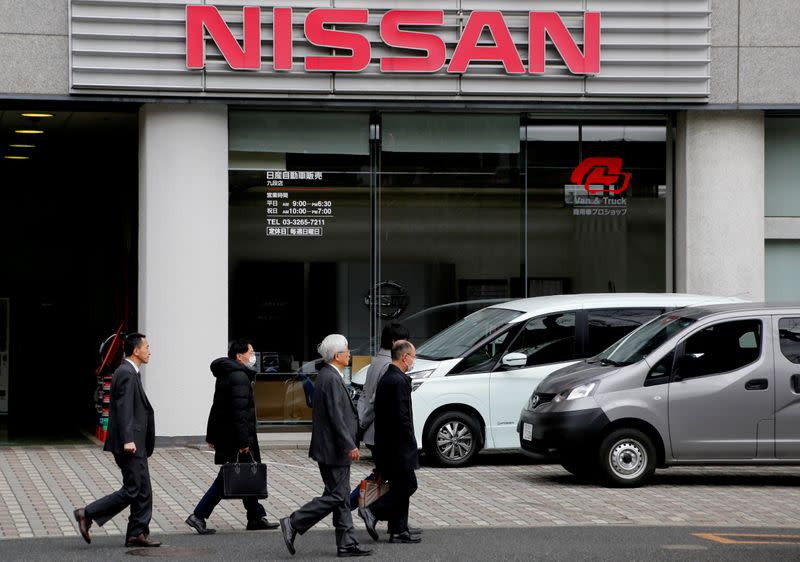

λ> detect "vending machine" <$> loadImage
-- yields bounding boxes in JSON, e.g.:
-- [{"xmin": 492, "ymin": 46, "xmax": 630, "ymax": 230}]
[{"xmin": 0, "ymin": 298, "xmax": 8, "ymax": 415}]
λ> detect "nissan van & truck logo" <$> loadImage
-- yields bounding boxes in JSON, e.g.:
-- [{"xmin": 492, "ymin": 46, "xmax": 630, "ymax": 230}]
[{"xmin": 571, "ymin": 157, "xmax": 632, "ymax": 195}]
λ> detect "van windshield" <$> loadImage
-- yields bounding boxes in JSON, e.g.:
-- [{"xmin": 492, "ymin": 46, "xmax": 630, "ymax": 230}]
[
  {"xmin": 595, "ymin": 314, "xmax": 696, "ymax": 366},
  {"xmin": 416, "ymin": 308, "xmax": 524, "ymax": 361}
]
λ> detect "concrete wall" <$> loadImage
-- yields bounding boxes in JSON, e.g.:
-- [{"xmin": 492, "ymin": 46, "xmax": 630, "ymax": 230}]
[
  {"xmin": 711, "ymin": 0, "xmax": 800, "ymax": 105},
  {"xmin": 139, "ymin": 104, "xmax": 229, "ymax": 437},
  {"xmin": 0, "ymin": 0, "xmax": 69, "ymax": 95},
  {"xmin": 1, "ymin": 0, "xmax": 799, "ymax": 106},
  {"xmin": 675, "ymin": 110, "xmax": 765, "ymax": 300}
]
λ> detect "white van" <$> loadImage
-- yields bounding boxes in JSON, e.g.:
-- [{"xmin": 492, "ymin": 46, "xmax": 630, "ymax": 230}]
[{"xmin": 355, "ymin": 293, "xmax": 743, "ymax": 467}]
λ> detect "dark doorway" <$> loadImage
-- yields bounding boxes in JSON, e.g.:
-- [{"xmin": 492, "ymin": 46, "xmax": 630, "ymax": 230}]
[{"xmin": 0, "ymin": 107, "xmax": 139, "ymax": 442}]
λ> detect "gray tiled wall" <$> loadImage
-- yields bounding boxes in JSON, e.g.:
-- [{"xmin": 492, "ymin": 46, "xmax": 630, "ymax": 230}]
[{"xmin": 0, "ymin": 0, "xmax": 68, "ymax": 95}]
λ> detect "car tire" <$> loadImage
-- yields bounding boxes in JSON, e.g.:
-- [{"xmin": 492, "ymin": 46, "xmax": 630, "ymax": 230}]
[
  {"xmin": 424, "ymin": 411, "xmax": 481, "ymax": 467},
  {"xmin": 597, "ymin": 428, "xmax": 656, "ymax": 488}
]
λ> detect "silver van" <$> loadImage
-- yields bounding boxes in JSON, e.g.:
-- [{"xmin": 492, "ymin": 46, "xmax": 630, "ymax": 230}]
[{"xmin": 518, "ymin": 303, "xmax": 800, "ymax": 487}]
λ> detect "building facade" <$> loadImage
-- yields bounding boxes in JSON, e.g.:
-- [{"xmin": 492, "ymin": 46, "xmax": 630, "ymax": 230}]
[{"xmin": 0, "ymin": 0, "xmax": 796, "ymax": 439}]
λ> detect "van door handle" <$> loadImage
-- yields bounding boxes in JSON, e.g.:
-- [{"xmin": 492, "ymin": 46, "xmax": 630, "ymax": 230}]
[
  {"xmin": 791, "ymin": 374, "xmax": 800, "ymax": 393},
  {"xmin": 745, "ymin": 379, "xmax": 769, "ymax": 391}
]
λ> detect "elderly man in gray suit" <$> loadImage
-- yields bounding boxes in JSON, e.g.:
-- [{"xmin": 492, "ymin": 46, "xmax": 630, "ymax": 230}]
[{"xmin": 280, "ymin": 334, "xmax": 371, "ymax": 558}]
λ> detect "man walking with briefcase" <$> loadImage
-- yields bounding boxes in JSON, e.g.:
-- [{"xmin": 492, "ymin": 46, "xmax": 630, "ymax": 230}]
[
  {"xmin": 358, "ymin": 341, "xmax": 421, "ymax": 544},
  {"xmin": 186, "ymin": 339, "xmax": 279, "ymax": 535}
]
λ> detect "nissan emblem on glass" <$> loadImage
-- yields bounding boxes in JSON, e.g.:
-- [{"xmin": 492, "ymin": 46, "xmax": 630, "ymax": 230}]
[{"xmin": 265, "ymin": 170, "xmax": 332, "ymax": 237}]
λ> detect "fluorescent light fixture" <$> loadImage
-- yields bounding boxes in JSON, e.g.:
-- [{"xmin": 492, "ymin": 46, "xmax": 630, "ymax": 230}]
[
  {"xmin": 5, "ymin": 155, "xmax": 30, "ymax": 160},
  {"xmin": 15, "ymin": 130, "xmax": 44, "ymax": 134},
  {"xmin": 9, "ymin": 144, "xmax": 35, "ymax": 148},
  {"xmin": 21, "ymin": 112, "xmax": 54, "ymax": 118}
]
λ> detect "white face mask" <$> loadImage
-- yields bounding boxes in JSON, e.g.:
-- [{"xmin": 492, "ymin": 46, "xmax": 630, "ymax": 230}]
[{"xmin": 247, "ymin": 354, "xmax": 257, "ymax": 368}]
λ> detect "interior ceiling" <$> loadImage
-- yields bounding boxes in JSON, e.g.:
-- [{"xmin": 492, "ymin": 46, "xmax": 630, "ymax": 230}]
[{"xmin": 0, "ymin": 109, "xmax": 137, "ymax": 162}]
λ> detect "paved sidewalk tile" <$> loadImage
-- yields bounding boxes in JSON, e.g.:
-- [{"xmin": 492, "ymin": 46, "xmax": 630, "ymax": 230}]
[{"xmin": 1, "ymin": 446, "xmax": 800, "ymax": 540}]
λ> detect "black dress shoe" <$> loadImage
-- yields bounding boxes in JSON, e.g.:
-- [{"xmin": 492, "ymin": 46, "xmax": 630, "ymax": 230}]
[
  {"xmin": 280, "ymin": 517, "xmax": 297, "ymax": 556},
  {"xmin": 73, "ymin": 508, "xmax": 92, "ymax": 544},
  {"xmin": 337, "ymin": 544, "xmax": 372, "ymax": 557},
  {"xmin": 388, "ymin": 526, "xmax": 422, "ymax": 535},
  {"xmin": 125, "ymin": 533, "xmax": 161, "ymax": 547},
  {"xmin": 357, "ymin": 507, "xmax": 379, "ymax": 541},
  {"xmin": 246, "ymin": 516, "xmax": 280, "ymax": 530},
  {"xmin": 185, "ymin": 514, "xmax": 216, "ymax": 535},
  {"xmin": 389, "ymin": 531, "xmax": 421, "ymax": 544}
]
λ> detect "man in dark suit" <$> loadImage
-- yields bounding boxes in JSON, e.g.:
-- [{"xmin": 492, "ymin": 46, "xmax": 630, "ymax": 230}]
[
  {"xmin": 358, "ymin": 340, "xmax": 421, "ymax": 544},
  {"xmin": 73, "ymin": 333, "xmax": 160, "ymax": 548},
  {"xmin": 280, "ymin": 334, "xmax": 371, "ymax": 558}
]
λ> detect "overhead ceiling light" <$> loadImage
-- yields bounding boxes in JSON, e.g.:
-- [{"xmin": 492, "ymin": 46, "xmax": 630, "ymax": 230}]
[
  {"xmin": 15, "ymin": 130, "xmax": 44, "ymax": 134},
  {"xmin": 9, "ymin": 144, "xmax": 35, "ymax": 148},
  {"xmin": 21, "ymin": 112, "xmax": 54, "ymax": 118},
  {"xmin": 5, "ymin": 155, "xmax": 30, "ymax": 160}
]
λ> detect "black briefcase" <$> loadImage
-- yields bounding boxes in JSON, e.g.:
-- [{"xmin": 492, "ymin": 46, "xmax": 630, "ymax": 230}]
[{"xmin": 219, "ymin": 452, "xmax": 268, "ymax": 499}]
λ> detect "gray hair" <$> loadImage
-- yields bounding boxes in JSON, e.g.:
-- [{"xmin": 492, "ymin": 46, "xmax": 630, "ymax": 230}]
[{"xmin": 317, "ymin": 334, "xmax": 348, "ymax": 363}]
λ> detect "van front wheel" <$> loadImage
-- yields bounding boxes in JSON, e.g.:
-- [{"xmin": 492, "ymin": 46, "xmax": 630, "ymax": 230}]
[
  {"xmin": 597, "ymin": 428, "xmax": 656, "ymax": 488},
  {"xmin": 425, "ymin": 411, "xmax": 481, "ymax": 467}
]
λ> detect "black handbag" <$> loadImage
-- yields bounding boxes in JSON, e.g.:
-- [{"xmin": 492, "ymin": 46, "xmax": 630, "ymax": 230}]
[{"xmin": 219, "ymin": 452, "xmax": 268, "ymax": 499}]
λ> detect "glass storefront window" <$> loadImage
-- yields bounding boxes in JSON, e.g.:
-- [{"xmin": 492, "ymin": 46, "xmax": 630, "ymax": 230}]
[
  {"xmin": 228, "ymin": 111, "xmax": 669, "ymax": 426},
  {"xmin": 229, "ymin": 111, "xmax": 371, "ymax": 425},
  {"xmin": 378, "ymin": 113, "xmax": 523, "ymax": 345},
  {"xmin": 526, "ymin": 120, "xmax": 667, "ymax": 295},
  {"xmin": 766, "ymin": 118, "xmax": 800, "ymax": 217}
]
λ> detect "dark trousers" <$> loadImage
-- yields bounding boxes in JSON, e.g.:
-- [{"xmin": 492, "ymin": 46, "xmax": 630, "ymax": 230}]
[
  {"xmin": 193, "ymin": 470, "xmax": 266, "ymax": 521},
  {"xmin": 84, "ymin": 453, "xmax": 152, "ymax": 538},
  {"xmin": 368, "ymin": 469, "xmax": 417, "ymax": 535},
  {"xmin": 290, "ymin": 463, "xmax": 358, "ymax": 548}
]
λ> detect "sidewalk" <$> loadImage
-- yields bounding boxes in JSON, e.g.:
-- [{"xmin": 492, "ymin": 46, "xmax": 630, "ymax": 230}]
[{"xmin": 3, "ymin": 444, "xmax": 800, "ymax": 542}]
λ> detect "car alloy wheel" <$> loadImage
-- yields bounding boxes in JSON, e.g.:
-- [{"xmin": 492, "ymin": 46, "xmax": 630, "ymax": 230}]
[
  {"xmin": 425, "ymin": 411, "xmax": 481, "ymax": 467},
  {"xmin": 436, "ymin": 420, "xmax": 474, "ymax": 462}
]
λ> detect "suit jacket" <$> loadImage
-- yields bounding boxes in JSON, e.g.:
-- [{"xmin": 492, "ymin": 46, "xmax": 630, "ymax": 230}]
[
  {"xmin": 357, "ymin": 349, "xmax": 392, "ymax": 446},
  {"xmin": 374, "ymin": 364, "xmax": 419, "ymax": 472},
  {"xmin": 308, "ymin": 363, "xmax": 358, "ymax": 466},
  {"xmin": 104, "ymin": 360, "xmax": 155, "ymax": 458}
]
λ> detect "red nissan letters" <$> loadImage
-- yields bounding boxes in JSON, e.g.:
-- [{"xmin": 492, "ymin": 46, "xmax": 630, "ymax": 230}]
[{"xmin": 185, "ymin": 6, "xmax": 601, "ymax": 75}]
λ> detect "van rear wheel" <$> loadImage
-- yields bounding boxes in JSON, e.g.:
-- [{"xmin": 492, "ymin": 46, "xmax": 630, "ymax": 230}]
[
  {"xmin": 425, "ymin": 411, "xmax": 481, "ymax": 467},
  {"xmin": 597, "ymin": 428, "xmax": 656, "ymax": 488}
]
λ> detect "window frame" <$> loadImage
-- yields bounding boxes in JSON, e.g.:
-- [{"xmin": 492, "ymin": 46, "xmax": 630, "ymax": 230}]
[
  {"xmin": 491, "ymin": 310, "xmax": 579, "ymax": 372},
  {"xmin": 777, "ymin": 317, "xmax": 800, "ymax": 365},
  {"xmin": 582, "ymin": 307, "xmax": 667, "ymax": 358},
  {"xmin": 670, "ymin": 319, "xmax": 764, "ymax": 382}
]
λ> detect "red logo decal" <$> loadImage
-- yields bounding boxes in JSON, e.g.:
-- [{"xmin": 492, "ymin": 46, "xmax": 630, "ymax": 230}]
[{"xmin": 571, "ymin": 157, "xmax": 631, "ymax": 195}]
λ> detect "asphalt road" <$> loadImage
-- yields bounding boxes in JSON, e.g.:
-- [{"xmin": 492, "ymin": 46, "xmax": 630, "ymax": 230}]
[{"xmin": 3, "ymin": 526, "xmax": 800, "ymax": 561}]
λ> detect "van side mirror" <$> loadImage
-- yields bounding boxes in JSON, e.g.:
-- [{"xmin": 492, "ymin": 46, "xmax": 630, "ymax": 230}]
[{"xmin": 501, "ymin": 353, "xmax": 527, "ymax": 368}]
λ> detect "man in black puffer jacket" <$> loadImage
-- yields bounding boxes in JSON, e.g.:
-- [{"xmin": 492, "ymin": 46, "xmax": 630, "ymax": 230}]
[{"xmin": 185, "ymin": 339, "xmax": 279, "ymax": 534}]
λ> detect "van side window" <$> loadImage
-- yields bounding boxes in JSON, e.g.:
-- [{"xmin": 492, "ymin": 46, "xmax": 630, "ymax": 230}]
[
  {"xmin": 678, "ymin": 320, "xmax": 762, "ymax": 379},
  {"xmin": 585, "ymin": 308, "xmax": 665, "ymax": 357},
  {"xmin": 501, "ymin": 312, "xmax": 577, "ymax": 368},
  {"xmin": 778, "ymin": 318, "xmax": 800, "ymax": 364},
  {"xmin": 451, "ymin": 329, "xmax": 513, "ymax": 374},
  {"xmin": 645, "ymin": 350, "xmax": 674, "ymax": 387}
]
